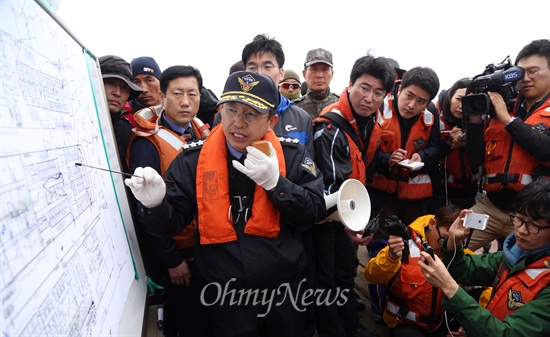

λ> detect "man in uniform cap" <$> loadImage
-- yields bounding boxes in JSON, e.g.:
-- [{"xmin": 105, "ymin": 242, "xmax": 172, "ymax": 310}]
[
  {"xmin": 125, "ymin": 71, "xmax": 326, "ymax": 337},
  {"xmin": 294, "ymin": 48, "xmax": 340, "ymax": 118}
]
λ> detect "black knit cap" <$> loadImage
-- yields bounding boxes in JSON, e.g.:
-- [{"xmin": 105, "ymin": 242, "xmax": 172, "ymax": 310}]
[
  {"xmin": 99, "ymin": 55, "xmax": 143, "ymax": 100},
  {"xmin": 218, "ymin": 71, "xmax": 279, "ymax": 114}
]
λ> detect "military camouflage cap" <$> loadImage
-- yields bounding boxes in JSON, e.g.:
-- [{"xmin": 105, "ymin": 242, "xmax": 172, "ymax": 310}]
[{"xmin": 304, "ymin": 48, "xmax": 333, "ymax": 68}]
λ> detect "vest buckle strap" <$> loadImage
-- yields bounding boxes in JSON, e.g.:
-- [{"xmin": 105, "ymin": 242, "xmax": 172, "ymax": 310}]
[{"xmin": 486, "ymin": 173, "xmax": 519, "ymax": 184}]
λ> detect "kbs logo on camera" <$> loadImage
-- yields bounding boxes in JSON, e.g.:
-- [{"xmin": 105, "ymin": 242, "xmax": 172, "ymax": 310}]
[{"xmin": 504, "ymin": 71, "xmax": 519, "ymax": 81}]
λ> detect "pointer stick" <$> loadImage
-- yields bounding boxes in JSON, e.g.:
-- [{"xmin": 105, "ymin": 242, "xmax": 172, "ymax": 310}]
[{"xmin": 75, "ymin": 163, "xmax": 174, "ymax": 183}]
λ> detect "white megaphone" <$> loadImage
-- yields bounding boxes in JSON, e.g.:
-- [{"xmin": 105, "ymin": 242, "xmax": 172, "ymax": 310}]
[{"xmin": 323, "ymin": 179, "xmax": 371, "ymax": 231}]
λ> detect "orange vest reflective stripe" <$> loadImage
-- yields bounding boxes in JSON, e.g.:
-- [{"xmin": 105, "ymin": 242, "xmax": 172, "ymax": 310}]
[
  {"xmin": 371, "ymin": 100, "xmax": 433, "ymax": 199},
  {"xmin": 386, "ymin": 231, "xmax": 444, "ymax": 331},
  {"xmin": 127, "ymin": 109, "xmax": 210, "ymax": 249},
  {"xmin": 196, "ymin": 126, "xmax": 286, "ymax": 245},
  {"xmin": 315, "ymin": 88, "xmax": 383, "ymax": 185},
  {"xmin": 484, "ymin": 97, "xmax": 550, "ymax": 193},
  {"xmin": 486, "ymin": 257, "xmax": 550, "ymax": 321}
]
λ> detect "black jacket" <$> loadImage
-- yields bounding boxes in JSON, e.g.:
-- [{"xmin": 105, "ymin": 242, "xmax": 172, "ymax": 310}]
[{"xmin": 138, "ymin": 137, "xmax": 326, "ymax": 288}]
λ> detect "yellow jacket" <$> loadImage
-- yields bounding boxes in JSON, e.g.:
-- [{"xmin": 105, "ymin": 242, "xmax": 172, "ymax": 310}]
[{"xmin": 364, "ymin": 215, "xmax": 491, "ymax": 330}]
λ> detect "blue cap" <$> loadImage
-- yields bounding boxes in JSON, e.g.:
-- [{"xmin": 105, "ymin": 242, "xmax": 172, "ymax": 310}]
[{"xmin": 131, "ymin": 56, "xmax": 162, "ymax": 80}]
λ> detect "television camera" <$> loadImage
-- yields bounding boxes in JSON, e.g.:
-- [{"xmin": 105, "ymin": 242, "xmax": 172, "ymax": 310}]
[{"xmin": 462, "ymin": 56, "xmax": 525, "ymax": 117}]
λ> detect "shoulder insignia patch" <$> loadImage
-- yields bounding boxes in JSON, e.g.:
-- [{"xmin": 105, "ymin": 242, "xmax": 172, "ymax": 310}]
[
  {"xmin": 301, "ymin": 157, "xmax": 318, "ymax": 176},
  {"xmin": 507, "ymin": 288, "xmax": 525, "ymax": 311},
  {"xmin": 533, "ymin": 122, "xmax": 548, "ymax": 133},
  {"xmin": 413, "ymin": 138, "xmax": 426, "ymax": 151}
]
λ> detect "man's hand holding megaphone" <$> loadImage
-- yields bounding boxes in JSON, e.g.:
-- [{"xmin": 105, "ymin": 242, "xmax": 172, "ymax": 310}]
[{"xmin": 322, "ymin": 179, "xmax": 374, "ymax": 245}]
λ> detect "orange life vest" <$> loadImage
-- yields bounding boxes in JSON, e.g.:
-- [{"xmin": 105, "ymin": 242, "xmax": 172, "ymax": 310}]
[
  {"xmin": 196, "ymin": 126, "xmax": 286, "ymax": 245},
  {"xmin": 127, "ymin": 107, "xmax": 210, "ymax": 249},
  {"xmin": 483, "ymin": 97, "xmax": 550, "ymax": 193},
  {"xmin": 385, "ymin": 230, "xmax": 444, "ymax": 331},
  {"xmin": 485, "ymin": 257, "xmax": 550, "ymax": 321},
  {"xmin": 439, "ymin": 116, "xmax": 480, "ymax": 189},
  {"xmin": 370, "ymin": 100, "xmax": 433, "ymax": 199},
  {"xmin": 315, "ymin": 88, "xmax": 383, "ymax": 185}
]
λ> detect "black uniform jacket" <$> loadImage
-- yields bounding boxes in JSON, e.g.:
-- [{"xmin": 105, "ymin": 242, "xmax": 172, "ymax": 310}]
[{"xmin": 138, "ymin": 136, "xmax": 326, "ymax": 289}]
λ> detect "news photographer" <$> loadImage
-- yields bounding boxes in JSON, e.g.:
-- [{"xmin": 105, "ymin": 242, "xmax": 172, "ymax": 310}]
[
  {"xmin": 418, "ymin": 177, "xmax": 550, "ymax": 337},
  {"xmin": 464, "ymin": 39, "xmax": 550, "ymax": 251},
  {"xmin": 364, "ymin": 205, "xmax": 490, "ymax": 337}
]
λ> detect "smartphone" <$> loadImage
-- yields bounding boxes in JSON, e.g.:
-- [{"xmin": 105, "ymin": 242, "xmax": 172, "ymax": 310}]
[{"xmin": 463, "ymin": 213, "xmax": 489, "ymax": 231}]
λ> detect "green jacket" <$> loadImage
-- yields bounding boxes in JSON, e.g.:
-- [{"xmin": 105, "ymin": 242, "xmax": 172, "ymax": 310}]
[
  {"xmin": 441, "ymin": 239, "xmax": 550, "ymax": 337},
  {"xmin": 294, "ymin": 88, "xmax": 339, "ymax": 119}
]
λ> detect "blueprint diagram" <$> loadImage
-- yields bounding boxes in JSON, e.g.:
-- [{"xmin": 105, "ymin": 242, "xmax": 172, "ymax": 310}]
[{"xmin": 0, "ymin": 1, "xmax": 141, "ymax": 336}]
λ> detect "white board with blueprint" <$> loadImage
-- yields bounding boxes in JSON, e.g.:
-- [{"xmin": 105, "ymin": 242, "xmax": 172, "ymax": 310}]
[{"xmin": 0, "ymin": 1, "xmax": 146, "ymax": 336}]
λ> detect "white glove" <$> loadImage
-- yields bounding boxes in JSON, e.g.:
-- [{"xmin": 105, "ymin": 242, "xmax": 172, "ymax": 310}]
[
  {"xmin": 124, "ymin": 167, "xmax": 166, "ymax": 208},
  {"xmin": 232, "ymin": 141, "xmax": 280, "ymax": 190}
]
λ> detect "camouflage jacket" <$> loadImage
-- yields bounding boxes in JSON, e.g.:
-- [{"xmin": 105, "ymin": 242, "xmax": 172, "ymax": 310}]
[{"xmin": 294, "ymin": 88, "xmax": 339, "ymax": 119}]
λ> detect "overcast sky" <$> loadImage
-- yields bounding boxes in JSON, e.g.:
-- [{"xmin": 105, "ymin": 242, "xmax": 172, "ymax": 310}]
[{"xmin": 56, "ymin": 0, "xmax": 550, "ymax": 99}]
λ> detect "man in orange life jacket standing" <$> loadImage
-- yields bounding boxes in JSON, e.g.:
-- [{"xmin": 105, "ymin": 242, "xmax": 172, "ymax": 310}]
[
  {"xmin": 312, "ymin": 55, "xmax": 396, "ymax": 337},
  {"xmin": 125, "ymin": 71, "xmax": 326, "ymax": 337},
  {"xmin": 127, "ymin": 65, "xmax": 211, "ymax": 337},
  {"xmin": 464, "ymin": 39, "xmax": 550, "ymax": 251},
  {"xmin": 420, "ymin": 177, "xmax": 550, "ymax": 337},
  {"xmin": 369, "ymin": 66, "xmax": 441, "ymax": 227}
]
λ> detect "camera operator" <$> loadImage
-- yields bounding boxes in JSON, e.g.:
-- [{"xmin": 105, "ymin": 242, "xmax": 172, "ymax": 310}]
[{"xmin": 465, "ymin": 39, "xmax": 550, "ymax": 251}]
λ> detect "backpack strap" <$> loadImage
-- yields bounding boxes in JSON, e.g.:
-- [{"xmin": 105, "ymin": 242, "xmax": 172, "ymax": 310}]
[{"xmin": 322, "ymin": 112, "xmax": 365, "ymax": 158}]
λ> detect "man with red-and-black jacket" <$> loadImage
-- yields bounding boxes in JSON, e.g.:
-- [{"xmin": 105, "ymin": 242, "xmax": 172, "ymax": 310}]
[{"xmin": 312, "ymin": 55, "xmax": 396, "ymax": 337}]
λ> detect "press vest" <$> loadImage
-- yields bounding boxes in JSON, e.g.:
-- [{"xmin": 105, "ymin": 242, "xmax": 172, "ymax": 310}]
[
  {"xmin": 385, "ymin": 230, "xmax": 444, "ymax": 331},
  {"xmin": 196, "ymin": 126, "xmax": 286, "ymax": 245},
  {"xmin": 371, "ymin": 100, "xmax": 433, "ymax": 199},
  {"xmin": 315, "ymin": 89, "xmax": 383, "ymax": 185},
  {"xmin": 483, "ymin": 97, "xmax": 550, "ymax": 193},
  {"xmin": 485, "ymin": 257, "xmax": 550, "ymax": 321}
]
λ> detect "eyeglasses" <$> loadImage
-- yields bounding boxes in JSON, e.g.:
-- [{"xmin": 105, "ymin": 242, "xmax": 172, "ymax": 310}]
[
  {"xmin": 222, "ymin": 106, "xmax": 269, "ymax": 124},
  {"xmin": 246, "ymin": 64, "xmax": 277, "ymax": 72},
  {"xmin": 435, "ymin": 225, "xmax": 446, "ymax": 245},
  {"xmin": 524, "ymin": 66, "xmax": 550, "ymax": 79},
  {"xmin": 356, "ymin": 83, "xmax": 386, "ymax": 101},
  {"xmin": 509, "ymin": 213, "xmax": 550, "ymax": 234},
  {"xmin": 279, "ymin": 82, "xmax": 301, "ymax": 90}
]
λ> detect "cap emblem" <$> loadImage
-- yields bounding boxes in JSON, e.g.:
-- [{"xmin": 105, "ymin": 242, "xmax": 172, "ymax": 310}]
[{"xmin": 238, "ymin": 74, "xmax": 260, "ymax": 92}]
